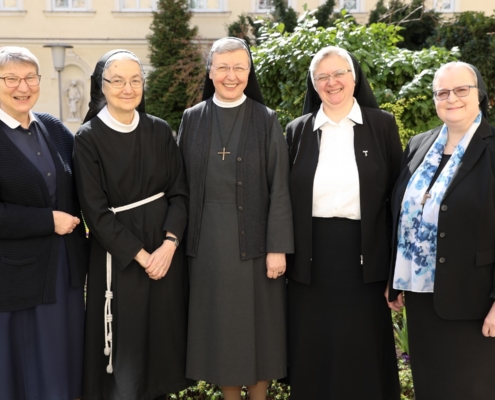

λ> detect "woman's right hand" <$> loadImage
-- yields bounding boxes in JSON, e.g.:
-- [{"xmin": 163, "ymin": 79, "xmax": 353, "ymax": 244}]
[
  {"xmin": 53, "ymin": 211, "xmax": 80, "ymax": 235},
  {"xmin": 384, "ymin": 281, "xmax": 405, "ymax": 312}
]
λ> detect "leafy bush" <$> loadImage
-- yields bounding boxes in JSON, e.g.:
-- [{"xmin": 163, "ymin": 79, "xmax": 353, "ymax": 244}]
[
  {"xmin": 368, "ymin": 0, "xmax": 440, "ymax": 50},
  {"xmin": 251, "ymin": 11, "xmax": 458, "ymax": 141}
]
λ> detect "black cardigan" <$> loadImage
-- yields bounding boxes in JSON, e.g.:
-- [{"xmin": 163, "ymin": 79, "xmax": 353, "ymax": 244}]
[
  {"xmin": 0, "ymin": 113, "xmax": 88, "ymax": 312},
  {"xmin": 178, "ymin": 97, "xmax": 294, "ymax": 259}
]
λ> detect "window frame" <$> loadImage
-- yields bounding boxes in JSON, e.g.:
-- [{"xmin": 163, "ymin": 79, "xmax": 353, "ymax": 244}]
[
  {"xmin": 0, "ymin": 0, "xmax": 21, "ymax": 9},
  {"xmin": 51, "ymin": 0, "xmax": 88, "ymax": 11},
  {"xmin": 339, "ymin": 0, "xmax": 360, "ymax": 12},
  {"xmin": 256, "ymin": 0, "xmax": 293, "ymax": 13},
  {"xmin": 120, "ymin": 0, "xmax": 157, "ymax": 12},
  {"xmin": 189, "ymin": 0, "xmax": 223, "ymax": 12},
  {"xmin": 433, "ymin": 0, "xmax": 454, "ymax": 12}
]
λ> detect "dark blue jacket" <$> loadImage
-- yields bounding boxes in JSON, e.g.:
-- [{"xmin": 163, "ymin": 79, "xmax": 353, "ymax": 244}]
[{"xmin": 0, "ymin": 113, "xmax": 88, "ymax": 312}]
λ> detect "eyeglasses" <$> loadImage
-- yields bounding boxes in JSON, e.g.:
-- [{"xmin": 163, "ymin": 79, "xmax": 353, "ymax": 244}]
[
  {"xmin": 103, "ymin": 77, "xmax": 144, "ymax": 89},
  {"xmin": 314, "ymin": 69, "xmax": 352, "ymax": 84},
  {"xmin": 433, "ymin": 85, "xmax": 477, "ymax": 101},
  {"xmin": 0, "ymin": 75, "xmax": 41, "ymax": 88},
  {"xmin": 210, "ymin": 65, "xmax": 250, "ymax": 75}
]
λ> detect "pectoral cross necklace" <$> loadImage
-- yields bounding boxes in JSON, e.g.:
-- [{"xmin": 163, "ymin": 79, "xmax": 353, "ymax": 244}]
[
  {"xmin": 421, "ymin": 191, "xmax": 431, "ymax": 206},
  {"xmin": 215, "ymin": 104, "xmax": 241, "ymax": 161}
]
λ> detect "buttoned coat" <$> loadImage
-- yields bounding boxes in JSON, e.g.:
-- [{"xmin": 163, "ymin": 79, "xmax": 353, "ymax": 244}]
[
  {"xmin": 388, "ymin": 118, "xmax": 495, "ymax": 320},
  {"xmin": 286, "ymin": 107, "xmax": 403, "ymax": 285},
  {"xmin": 0, "ymin": 113, "xmax": 88, "ymax": 312}
]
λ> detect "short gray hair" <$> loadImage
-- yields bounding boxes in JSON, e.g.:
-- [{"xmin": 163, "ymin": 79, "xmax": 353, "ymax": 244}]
[
  {"xmin": 0, "ymin": 46, "xmax": 40, "ymax": 74},
  {"xmin": 432, "ymin": 61, "xmax": 478, "ymax": 91},
  {"xmin": 206, "ymin": 38, "xmax": 251, "ymax": 72},
  {"xmin": 309, "ymin": 46, "xmax": 355, "ymax": 88}
]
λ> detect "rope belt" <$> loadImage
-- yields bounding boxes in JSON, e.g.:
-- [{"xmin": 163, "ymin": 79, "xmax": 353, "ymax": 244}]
[{"xmin": 104, "ymin": 191, "xmax": 165, "ymax": 374}]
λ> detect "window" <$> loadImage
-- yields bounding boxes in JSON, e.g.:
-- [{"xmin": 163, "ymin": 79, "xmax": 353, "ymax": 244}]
[
  {"xmin": 121, "ymin": 0, "xmax": 156, "ymax": 11},
  {"xmin": 189, "ymin": 0, "xmax": 222, "ymax": 11},
  {"xmin": 52, "ymin": 0, "xmax": 87, "ymax": 10},
  {"xmin": 433, "ymin": 0, "xmax": 454, "ymax": 12},
  {"xmin": 256, "ymin": 0, "xmax": 292, "ymax": 12},
  {"xmin": 340, "ymin": 0, "xmax": 359, "ymax": 12},
  {"xmin": 0, "ymin": 0, "xmax": 20, "ymax": 9}
]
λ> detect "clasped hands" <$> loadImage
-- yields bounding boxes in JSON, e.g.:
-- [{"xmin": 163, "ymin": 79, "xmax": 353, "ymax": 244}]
[{"xmin": 134, "ymin": 234, "xmax": 178, "ymax": 280}]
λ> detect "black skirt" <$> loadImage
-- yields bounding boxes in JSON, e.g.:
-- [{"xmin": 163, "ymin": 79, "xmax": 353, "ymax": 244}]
[
  {"xmin": 287, "ymin": 218, "xmax": 400, "ymax": 400},
  {"xmin": 406, "ymin": 291, "xmax": 495, "ymax": 400}
]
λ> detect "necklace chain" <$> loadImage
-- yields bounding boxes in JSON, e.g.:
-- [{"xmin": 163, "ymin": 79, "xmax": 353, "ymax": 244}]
[{"xmin": 214, "ymin": 104, "xmax": 241, "ymax": 161}]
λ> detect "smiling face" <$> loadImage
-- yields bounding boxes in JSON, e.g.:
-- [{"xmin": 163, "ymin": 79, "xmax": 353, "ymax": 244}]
[
  {"xmin": 0, "ymin": 62, "xmax": 40, "ymax": 124},
  {"xmin": 101, "ymin": 58, "xmax": 143, "ymax": 122},
  {"xmin": 433, "ymin": 65, "xmax": 480, "ymax": 131},
  {"xmin": 209, "ymin": 49, "xmax": 250, "ymax": 102},
  {"xmin": 314, "ymin": 54, "xmax": 355, "ymax": 118}
]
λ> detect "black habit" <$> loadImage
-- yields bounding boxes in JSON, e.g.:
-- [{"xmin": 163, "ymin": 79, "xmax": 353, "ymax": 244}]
[
  {"xmin": 285, "ymin": 49, "xmax": 402, "ymax": 399},
  {"xmin": 74, "ymin": 113, "xmax": 190, "ymax": 400}
]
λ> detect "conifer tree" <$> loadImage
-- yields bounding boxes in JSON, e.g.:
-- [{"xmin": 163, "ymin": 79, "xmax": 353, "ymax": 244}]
[
  {"xmin": 314, "ymin": 0, "xmax": 337, "ymax": 28},
  {"xmin": 146, "ymin": 0, "xmax": 204, "ymax": 131}
]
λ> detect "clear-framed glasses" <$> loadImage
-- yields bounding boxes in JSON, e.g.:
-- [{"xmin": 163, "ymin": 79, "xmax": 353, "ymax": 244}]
[
  {"xmin": 0, "ymin": 75, "xmax": 41, "ymax": 88},
  {"xmin": 211, "ymin": 65, "xmax": 250, "ymax": 75},
  {"xmin": 314, "ymin": 69, "xmax": 352, "ymax": 84},
  {"xmin": 433, "ymin": 85, "xmax": 477, "ymax": 101},
  {"xmin": 103, "ymin": 77, "xmax": 144, "ymax": 89}
]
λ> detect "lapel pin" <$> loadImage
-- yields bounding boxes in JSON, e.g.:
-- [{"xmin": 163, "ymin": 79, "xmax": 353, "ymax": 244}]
[{"xmin": 363, "ymin": 150, "xmax": 368, "ymax": 156}]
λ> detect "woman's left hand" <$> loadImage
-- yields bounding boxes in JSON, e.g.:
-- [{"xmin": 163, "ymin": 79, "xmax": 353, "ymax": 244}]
[
  {"xmin": 145, "ymin": 239, "xmax": 177, "ymax": 280},
  {"xmin": 482, "ymin": 302, "xmax": 495, "ymax": 337},
  {"xmin": 266, "ymin": 253, "xmax": 286, "ymax": 279}
]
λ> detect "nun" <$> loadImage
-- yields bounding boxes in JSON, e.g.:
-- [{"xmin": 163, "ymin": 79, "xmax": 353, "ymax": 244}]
[
  {"xmin": 285, "ymin": 46, "xmax": 402, "ymax": 400},
  {"xmin": 73, "ymin": 49, "xmax": 190, "ymax": 400},
  {"xmin": 178, "ymin": 37, "xmax": 294, "ymax": 400},
  {"xmin": 388, "ymin": 62, "xmax": 495, "ymax": 400}
]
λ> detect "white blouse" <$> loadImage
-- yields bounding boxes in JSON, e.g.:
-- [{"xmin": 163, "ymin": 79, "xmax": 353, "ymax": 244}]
[{"xmin": 312, "ymin": 100, "xmax": 362, "ymax": 219}]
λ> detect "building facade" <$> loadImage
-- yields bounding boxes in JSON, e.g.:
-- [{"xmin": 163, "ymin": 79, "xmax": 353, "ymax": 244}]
[{"xmin": 0, "ymin": 0, "xmax": 491, "ymax": 131}]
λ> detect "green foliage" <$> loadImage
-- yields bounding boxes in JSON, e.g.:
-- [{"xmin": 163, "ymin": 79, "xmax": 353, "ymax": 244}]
[
  {"xmin": 392, "ymin": 307, "xmax": 409, "ymax": 355},
  {"xmin": 252, "ymin": 12, "xmax": 457, "ymax": 135},
  {"xmin": 368, "ymin": 0, "xmax": 440, "ymax": 50},
  {"xmin": 427, "ymin": 11, "xmax": 495, "ymax": 123},
  {"xmin": 146, "ymin": 0, "xmax": 204, "ymax": 131},
  {"xmin": 398, "ymin": 357, "xmax": 415, "ymax": 399},
  {"xmin": 313, "ymin": 0, "xmax": 336, "ymax": 28},
  {"xmin": 272, "ymin": 0, "xmax": 298, "ymax": 33},
  {"xmin": 165, "ymin": 381, "xmax": 290, "ymax": 399},
  {"xmin": 226, "ymin": 13, "xmax": 265, "ymax": 44}
]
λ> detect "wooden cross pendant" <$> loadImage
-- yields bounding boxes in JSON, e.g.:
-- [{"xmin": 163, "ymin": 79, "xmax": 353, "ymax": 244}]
[
  {"xmin": 218, "ymin": 147, "xmax": 231, "ymax": 161},
  {"xmin": 421, "ymin": 192, "xmax": 431, "ymax": 206}
]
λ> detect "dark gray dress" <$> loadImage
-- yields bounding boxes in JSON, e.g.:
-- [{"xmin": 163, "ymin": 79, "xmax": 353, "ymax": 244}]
[{"xmin": 186, "ymin": 103, "xmax": 288, "ymax": 386}]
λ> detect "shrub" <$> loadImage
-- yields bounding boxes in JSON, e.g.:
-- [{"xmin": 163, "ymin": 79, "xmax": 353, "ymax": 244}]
[
  {"xmin": 252, "ymin": 12, "xmax": 458, "ymax": 138},
  {"xmin": 427, "ymin": 11, "xmax": 495, "ymax": 123}
]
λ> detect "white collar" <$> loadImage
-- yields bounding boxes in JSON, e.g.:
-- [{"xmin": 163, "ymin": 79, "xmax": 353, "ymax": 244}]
[
  {"xmin": 213, "ymin": 93, "xmax": 247, "ymax": 108},
  {"xmin": 97, "ymin": 106, "xmax": 140, "ymax": 133},
  {"xmin": 313, "ymin": 99, "xmax": 363, "ymax": 131},
  {"xmin": 0, "ymin": 107, "xmax": 38, "ymax": 129}
]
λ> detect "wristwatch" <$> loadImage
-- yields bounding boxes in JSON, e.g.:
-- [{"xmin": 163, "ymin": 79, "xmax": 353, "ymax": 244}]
[{"xmin": 165, "ymin": 236, "xmax": 179, "ymax": 247}]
